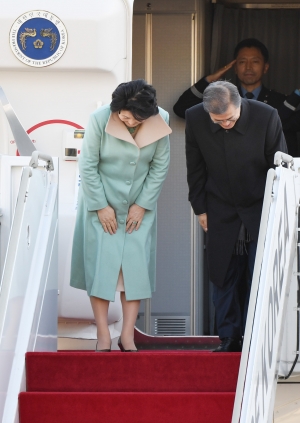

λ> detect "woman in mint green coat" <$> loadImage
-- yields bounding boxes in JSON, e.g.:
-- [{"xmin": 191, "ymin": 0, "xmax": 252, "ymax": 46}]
[{"xmin": 70, "ymin": 80, "xmax": 171, "ymax": 351}]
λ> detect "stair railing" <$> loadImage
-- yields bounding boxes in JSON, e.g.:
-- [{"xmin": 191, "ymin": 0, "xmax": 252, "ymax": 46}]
[
  {"xmin": 232, "ymin": 152, "xmax": 299, "ymax": 423},
  {"xmin": 0, "ymin": 152, "xmax": 58, "ymax": 423}
]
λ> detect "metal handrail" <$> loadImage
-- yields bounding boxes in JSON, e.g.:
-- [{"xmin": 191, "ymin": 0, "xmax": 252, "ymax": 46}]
[
  {"xmin": 29, "ymin": 151, "xmax": 54, "ymax": 172},
  {"xmin": 0, "ymin": 86, "xmax": 36, "ymax": 156}
]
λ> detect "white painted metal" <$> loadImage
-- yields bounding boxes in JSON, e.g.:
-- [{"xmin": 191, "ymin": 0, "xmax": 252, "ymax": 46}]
[
  {"xmin": 278, "ymin": 157, "xmax": 300, "ymax": 377},
  {"xmin": 0, "ymin": 155, "xmax": 58, "ymax": 423},
  {"xmin": 0, "ymin": 156, "xmax": 57, "ymax": 276},
  {"xmin": 231, "ymin": 167, "xmax": 275, "ymax": 422},
  {"xmin": 0, "ymin": 0, "xmax": 133, "ymax": 337},
  {"xmin": 0, "ymin": 88, "xmax": 36, "ymax": 156},
  {"xmin": 232, "ymin": 153, "xmax": 300, "ymax": 423},
  {"xmin": 278, "ymin": 259, "xmax": 299, "ymax": 376}
]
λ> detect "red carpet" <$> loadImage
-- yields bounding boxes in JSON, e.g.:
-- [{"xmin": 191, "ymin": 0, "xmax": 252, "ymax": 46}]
[{"xmin": 19, "ymin": 351, "xmax": 241, "ymax": 423}]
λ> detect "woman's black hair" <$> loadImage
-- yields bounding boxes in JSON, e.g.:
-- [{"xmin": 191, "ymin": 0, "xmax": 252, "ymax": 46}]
[{"xmin": 110, "ymin": 79, "xmax": 159, "ymax": 121}]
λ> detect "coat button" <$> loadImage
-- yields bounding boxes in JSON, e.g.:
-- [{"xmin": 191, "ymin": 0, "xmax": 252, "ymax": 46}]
[
  {"xmin": 130, "ymin": 161, "xmax": 136, "ymax": 165},
  {"xmin": 119, "ymin": 219, "xmax": 125, "ymax": 224},
  {"xmin": 122, "ymin": 200, "xmax": 128, "ymax": 204},
  {"xmin": 125, "ymin": 180, "xmax": 131, "ymax": 185}
]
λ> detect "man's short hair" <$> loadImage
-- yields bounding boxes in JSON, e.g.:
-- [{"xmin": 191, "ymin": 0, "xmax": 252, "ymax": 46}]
[
  {"xmin": 233, "ymin": 38, "xmax": 269, "ymax": 62},
  {"xmin": 203, "ymin": 81, "xmax": 241, "ymax": 115}
]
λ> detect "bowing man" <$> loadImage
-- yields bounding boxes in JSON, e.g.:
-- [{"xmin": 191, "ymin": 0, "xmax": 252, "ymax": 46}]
[{"xmin": 185, "ymin": 81, "xmax": 287, "ymax": 352}]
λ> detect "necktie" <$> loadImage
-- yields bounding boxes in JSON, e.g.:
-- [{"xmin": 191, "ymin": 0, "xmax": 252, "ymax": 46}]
[{"xmin": 245, "ymin": 92, "xmax": 254, "ymax": 99}]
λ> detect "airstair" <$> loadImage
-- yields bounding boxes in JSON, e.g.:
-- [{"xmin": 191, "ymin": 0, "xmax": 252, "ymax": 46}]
[{"xmin": 0, "ymin": 0, "xmax": 299, "ymax": 421}]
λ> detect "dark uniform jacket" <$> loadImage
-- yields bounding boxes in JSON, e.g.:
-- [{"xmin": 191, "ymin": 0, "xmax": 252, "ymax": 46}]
[
  {"xmin": 185, "ymin": 98, "xmax": 287, "ymax": 287},
  {"xmin": 175, "ymin": 76, "xmax": 300, "ymax": 156}
]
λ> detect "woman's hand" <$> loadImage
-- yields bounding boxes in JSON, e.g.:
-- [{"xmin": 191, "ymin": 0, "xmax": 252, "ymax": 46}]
[
  {"xmin": 126, "ymin": 204, "xmax": 145, "ymax": 233},
  {"xmin": 198, "ymin": 213, "xmax": 208, "ymax": 232},
  {"xmin": 97, "ymin": 206, "xmax": 117, "ymax": 235},
  {"xmin": 206, "ymin": 59, "xmax": 236, "ymax": 83}
]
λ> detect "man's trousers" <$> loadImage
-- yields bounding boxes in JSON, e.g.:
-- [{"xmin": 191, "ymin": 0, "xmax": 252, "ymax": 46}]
[{"xmin": 212, "ymin": 240, "xmax": 257, "ymax": 340}]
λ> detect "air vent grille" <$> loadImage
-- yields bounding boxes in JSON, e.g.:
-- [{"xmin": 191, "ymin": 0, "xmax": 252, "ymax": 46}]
[{"xmin": 154, "ymin": 317, "xmax": 188, "ymax": 336}]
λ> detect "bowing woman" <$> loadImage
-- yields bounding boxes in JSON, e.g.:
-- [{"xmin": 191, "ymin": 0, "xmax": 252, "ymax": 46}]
[{"xmin": 70, "ymin": 79, "xmax": 172, "ymax": 352}]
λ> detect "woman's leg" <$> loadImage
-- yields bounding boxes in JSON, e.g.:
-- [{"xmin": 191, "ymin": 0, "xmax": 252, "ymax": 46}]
[
  {"xmin": 120, "ymin": 292, "xmax": 140, "ymax": 350},
  {"xmin": 90, "ymin": 296, "xmax": 111, "ymax": 350}
]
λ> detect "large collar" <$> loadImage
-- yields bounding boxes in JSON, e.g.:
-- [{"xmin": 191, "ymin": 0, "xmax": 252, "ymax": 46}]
[
  {"xmin": 105, "ymin": 111, "xmax": 172, "ymax": 148},
  {"xmin": 209, "ymin": 98, "xmax": 249, "ymax": 135}
]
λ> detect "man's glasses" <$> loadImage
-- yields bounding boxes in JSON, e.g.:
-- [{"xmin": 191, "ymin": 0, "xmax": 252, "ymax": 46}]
[
  {"xmin": 210, "ymin": 107, "xmax": 240, "ymax": 125},
  {"xmin": 210, "ymin": 116, "xmax": 239, "ymax": 125}
]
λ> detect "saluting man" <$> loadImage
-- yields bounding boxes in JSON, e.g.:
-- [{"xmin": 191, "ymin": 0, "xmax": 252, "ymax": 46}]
[
  {"xmin": 175, "ymin": 38, "xmax": 300, "ymax": 157},
  {"xmin": 185, "ymin": 81, "xmax": 287, "ymax": 352}
]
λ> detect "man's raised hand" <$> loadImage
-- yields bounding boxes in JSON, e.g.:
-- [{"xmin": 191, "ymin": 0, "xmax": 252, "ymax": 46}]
[{"xmin": 206, "ymin": 59, "xmax": 236, "ymax": 83}]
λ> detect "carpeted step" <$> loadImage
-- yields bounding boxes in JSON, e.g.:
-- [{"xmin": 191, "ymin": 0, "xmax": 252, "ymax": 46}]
[
  {"xmin": 25, "ymin": 351, "xmax": 240, "ymax": 392},
  {"xmin": 19, "ymin": 391, "xmax": 235, "ymax": 423}
]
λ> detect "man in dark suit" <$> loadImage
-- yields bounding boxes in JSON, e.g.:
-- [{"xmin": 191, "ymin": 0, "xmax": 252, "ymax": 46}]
[
  {"xmin": 175, "ymin": 38, "xmax": 300, "ymax": 156},
  {"xmin": 186, "ymin": 81, "xmax": 287, "ymax": 352}
]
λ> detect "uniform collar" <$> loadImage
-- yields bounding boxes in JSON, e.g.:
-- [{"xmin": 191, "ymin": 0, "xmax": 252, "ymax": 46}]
[
  {"xmin": 209, "ymin": 98, "xmax": 249, "ymax": 135},
  {"xmin": 240, "ymin": 85, "xmax": 262, "ymax": 100},
  {"xmin": 105, "ymin": 111, "xmax": 172, "ymax": 148}
]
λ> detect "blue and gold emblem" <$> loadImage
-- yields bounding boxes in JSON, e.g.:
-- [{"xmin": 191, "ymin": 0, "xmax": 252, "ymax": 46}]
[{"xmin": 10, "ymin": 11, "xmax": 68, "ymax": 67}]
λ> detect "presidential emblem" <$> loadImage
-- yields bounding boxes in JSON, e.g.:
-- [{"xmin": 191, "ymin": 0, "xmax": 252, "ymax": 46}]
[{"xmin": 9, "ymin": 11, "xmax": 68, "ymax": 68}]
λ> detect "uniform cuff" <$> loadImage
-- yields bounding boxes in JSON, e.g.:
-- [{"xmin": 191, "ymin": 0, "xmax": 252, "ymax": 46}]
[{"xmin": 193, "ymin": 77, "xmax": 209, "ymax": 96}]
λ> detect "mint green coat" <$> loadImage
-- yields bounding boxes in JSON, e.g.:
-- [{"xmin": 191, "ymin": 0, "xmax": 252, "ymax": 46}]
[{"xmin": 70, "ymin": 105, "xmax": 171, "ymax": 301}]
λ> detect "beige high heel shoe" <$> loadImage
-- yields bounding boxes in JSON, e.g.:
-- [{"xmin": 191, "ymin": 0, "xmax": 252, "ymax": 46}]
[
  {"xmin": 95, "ymin": 341, "xmax": 111, "ymax": 352},
  {"xmin": 117, "ymin": 337, "xmax": 138, "ymax": 352}
]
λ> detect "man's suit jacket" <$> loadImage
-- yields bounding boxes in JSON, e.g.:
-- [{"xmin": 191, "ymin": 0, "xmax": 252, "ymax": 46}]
[
  {"xmin": 174, "ymin": 77, "xmax": 299, "ymax": 156},
  {"xmin": 185, "ymin": 98, "xmax": 287, "ymax": 287}
]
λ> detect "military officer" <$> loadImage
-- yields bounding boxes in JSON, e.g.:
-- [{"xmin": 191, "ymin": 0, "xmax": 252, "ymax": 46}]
[{"xmin": 174, "ymin": 38, "xmax": 300, "ymax": 156}]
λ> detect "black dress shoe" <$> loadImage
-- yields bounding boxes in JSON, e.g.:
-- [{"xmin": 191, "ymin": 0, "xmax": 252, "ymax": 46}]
[
  {"xmin": 118, "ymin": 337, "xmax": 138, "ymax": 352},
  {"xmin": 213, "ymin": 337, "xmax": 242, "ymax": 352}
]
